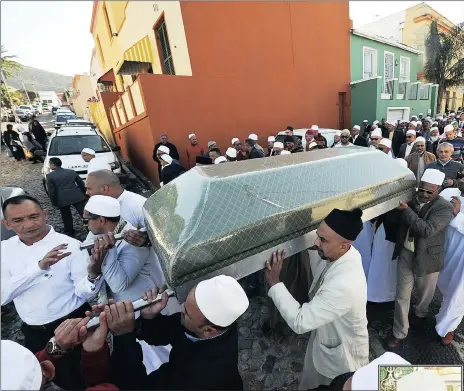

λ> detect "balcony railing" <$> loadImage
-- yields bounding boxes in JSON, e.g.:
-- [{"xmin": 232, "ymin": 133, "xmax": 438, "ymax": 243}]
[
  {"xmin": 381, "ymin": 79, "xmax": 395, "ymax": 100},
  {"xmin": 97, "ymin": 83, "xmax": 116, "ymax": 93}
]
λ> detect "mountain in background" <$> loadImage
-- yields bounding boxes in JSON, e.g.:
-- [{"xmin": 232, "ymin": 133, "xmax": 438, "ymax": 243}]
[{"xmin": 6, "ymin": 64, "xmax": 72, "ymax": 93}]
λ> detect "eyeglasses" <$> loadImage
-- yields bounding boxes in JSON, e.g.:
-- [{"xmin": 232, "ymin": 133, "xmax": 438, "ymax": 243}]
[
  {"xmin": 406, "ymin": 135, "xmax": 415, "ymax": 138},
  {"xmin": 82, "ymin": 216, "xmax": 99, "ymax": 225},
  {"xmin": 341, "ymin": 135, "xmax": 350, "ymax": 139},
  {"xmin": 418, "ymin": 188, "xmax": 436, "ymax": 195},
  {"xmin": 370, "ymin": 138, "xmax": 380, "ymax": 141}
]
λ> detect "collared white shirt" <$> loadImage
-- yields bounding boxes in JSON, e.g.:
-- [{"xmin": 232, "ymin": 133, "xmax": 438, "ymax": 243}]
[
  {"xmin": 405, "ymin": 143, "xmax": 414, "ymax": 157},
  {"xmin": 87, "ymin": 157, "xmax": 111, "ymax": 174},
  {"xmin": 86, "ymin": 222, "xmax": 155, "ymax": 302},
  {"xmin": 1, "ymin": 227, "xmax": 101, "ymax": 325},
  {"xmin": 335, "ymin": 142, "xmax": 354, "ymax": 148}
]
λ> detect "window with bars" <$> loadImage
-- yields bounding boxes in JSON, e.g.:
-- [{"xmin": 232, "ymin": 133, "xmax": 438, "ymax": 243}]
[
  {"xmin": 155, "ymin": 18, "xmax": 175, "ymax": 75},
  {"xmin": 418, "ymin": 84, "xmax": 430, "ymax": 100}
]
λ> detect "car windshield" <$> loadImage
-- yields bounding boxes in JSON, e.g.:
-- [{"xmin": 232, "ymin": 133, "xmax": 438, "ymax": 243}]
[
  {"xmin": 19, "ymin": 106, "xmax": 30, "ymax": 110},
  {"xmin": 48, "ymin": 135, "xmax": 111, "ymax": 156},
  {"xmin": 56, "ymin": 113, "xmax": 76, "ymax": 122}
]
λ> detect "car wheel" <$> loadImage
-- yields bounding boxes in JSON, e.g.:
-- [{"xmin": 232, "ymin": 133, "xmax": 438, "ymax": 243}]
[{"xmin": 42, "ymin": 178, "xmax": 49, "ymax": 195}]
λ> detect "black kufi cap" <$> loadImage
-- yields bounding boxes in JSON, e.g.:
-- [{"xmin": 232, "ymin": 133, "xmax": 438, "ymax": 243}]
[{"xmin": 324, "ymin": 208, "xmax": 363, "ymax": 241}]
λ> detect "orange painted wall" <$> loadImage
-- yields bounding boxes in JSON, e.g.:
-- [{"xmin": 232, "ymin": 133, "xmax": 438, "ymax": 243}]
[{"xmin": 111, "ymin": 2, "xmax": 351, "ymax": 185}]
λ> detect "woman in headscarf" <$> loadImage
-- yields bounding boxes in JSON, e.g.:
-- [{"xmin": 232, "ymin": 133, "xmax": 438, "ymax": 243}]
[{"xmin": 30, "ymin": 119, "xmax": 48, "ymax": 149}]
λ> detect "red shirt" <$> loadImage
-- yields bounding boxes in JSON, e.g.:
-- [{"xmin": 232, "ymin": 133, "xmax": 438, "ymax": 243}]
[
  {"xmin": 36, "ymin": 344, "xmax": 118, "ymax": 390},
  {"xmin": 185, "ymin": 144, "xmax": 205, "ymax": 169}
]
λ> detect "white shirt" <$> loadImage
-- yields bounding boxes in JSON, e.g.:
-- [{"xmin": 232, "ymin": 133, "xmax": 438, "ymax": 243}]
[
  {"xmin": 1, "ymin": 227, "xmax": 101, "ymax": 325},
  {"xmin": 405, "ymin": 142, "xmax": 415, "ymax": 157},
  {"xmin": 86, "ymin": 222, "xmax": 155, "ymax": 302},
  {"xmin": 118, "ymin": 190, "xmax": 147, "ymax": 228},
  {"xmin": 335, "ymin": 142, "xmax": 354, "ymax": 148},
  {"xmin": 87, "ymin": 157, "xmax": 111, "ymax": 174}
]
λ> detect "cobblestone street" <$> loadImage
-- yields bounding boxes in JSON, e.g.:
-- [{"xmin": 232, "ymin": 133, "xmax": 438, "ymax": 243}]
[{"xmin": 1, "ymin": 119, "xmax": 463, "ymax": 390}]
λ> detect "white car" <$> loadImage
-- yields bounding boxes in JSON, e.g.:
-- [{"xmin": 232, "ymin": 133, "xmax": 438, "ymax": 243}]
[
  {"xmin": 32, "ymin": 105, "xmax": 43, "ymax": 115},
  {"xmin": 42, "ymin": 126, "xmax": 122, "ymax": 191},
  {"xmin": 275, "ymin": 128, "xmax": 339, "ymax": 150},
  {"xmin": 18, "ymin": 105, "xmax": 34, "ymax": 116},
  {"xmin": 54, "ymin": 111, "xmax": 77, "ymax": 129},
  {"xmin": 66, "ymin": 119, "xmax": 94, "ymax": 126}
]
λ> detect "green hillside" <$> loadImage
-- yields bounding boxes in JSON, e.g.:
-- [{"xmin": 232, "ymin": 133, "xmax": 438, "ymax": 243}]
[{"xmin": 6, "ymin": 64, "xmax": 72, "ymax": 93}]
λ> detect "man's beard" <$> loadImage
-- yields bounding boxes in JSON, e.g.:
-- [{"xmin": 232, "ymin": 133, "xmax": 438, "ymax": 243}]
[{"xmin": 309, "ymin": 245, "xmax": 334, "ymax": 262}]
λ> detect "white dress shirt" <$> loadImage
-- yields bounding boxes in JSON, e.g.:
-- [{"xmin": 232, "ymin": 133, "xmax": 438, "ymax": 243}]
[
  {"xmin": 86, "ymin": 222, "xmax": 155, "ymax": 302},
  {"xmin": 334, "ymin": 142, "xmax": 354, "ymax": 148},
  {"xmin": 1, "ymin": 227, "xmax": 102, "ymax": 325},
  {"xmin": 405, "ymin": 143, "xmax": 414, "ymax": 158},
  {"xmin": 87, "ymin": 157, "xmax": 111, "ymax": 174}
]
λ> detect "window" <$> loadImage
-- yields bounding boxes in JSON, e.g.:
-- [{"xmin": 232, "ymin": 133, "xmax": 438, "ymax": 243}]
[
  {"xmin": 103, "ymin": 3, "xmax": 113, "ymax": 38},
  {"xmin": 409, "ymin": 83, "xmax": 419, "ymax": 100},
  {"xmin": 383, "ymin": 51, "xmax": 394, "ymax": 95},
  {"xmin": 96, "ymin": 36, "xmax": 105, "ymax": 66},
  {"xmin": 399, "ymin": 56, "xmax": 411, "ymax": 82},
  {"xmin": 155, "ymin": 17, "xmax": 175, "ymax": 75},
  {"xmin": 419, "ymin": 84, "xmax": 430, "ymax": 100},
  {"xmin": 363, "ymin": 47, "xmax": 378, "ymax": 79}
]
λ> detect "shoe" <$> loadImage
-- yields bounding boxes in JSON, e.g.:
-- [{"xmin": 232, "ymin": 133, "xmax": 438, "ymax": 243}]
[
  {"xmin": 441, "ymin": 331, "xmax": 454, "ymax": 345},
  {"xmin": 385, "ymin": 335, "xmax": 405, "ymax": 349},
  {"xmin": 409, "ymin": 314, "xmax": 427, "ymax": 328}
]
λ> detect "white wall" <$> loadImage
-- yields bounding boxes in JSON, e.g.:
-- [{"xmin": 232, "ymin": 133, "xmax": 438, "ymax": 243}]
[{"xmin": 356, "ymin": 10, "xmax": 406, "ymax": 43}]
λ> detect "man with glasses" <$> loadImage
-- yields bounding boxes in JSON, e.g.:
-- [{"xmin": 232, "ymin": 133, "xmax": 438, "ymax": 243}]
[
  {"xmin": 377, "ymin": 139, "xmax": 393, "ymax": 157},
  {"xmin": 386, "ymin": 169, "xmax": 454, "ymax": 349},
  {"xmin": 334, "ymin": 129, "xmax": 353, "ymax": 147},
  {"xmin": 404, "ymin": 136, "xmax": 437, "ymax": 185},
  {"xmin": 231, "ymin": 138, "xmax": 245, "ymax": 161},
  {"xmin": 426, "ymin": 143, "xmax": 464, "ymax": 188},
  {"xmin": 369, "ymin": 128, "xmax": 383, "ymax": 149},
  {"xmin": 397, "ymin": 130, "xmax": 417, "ymax": 159}
]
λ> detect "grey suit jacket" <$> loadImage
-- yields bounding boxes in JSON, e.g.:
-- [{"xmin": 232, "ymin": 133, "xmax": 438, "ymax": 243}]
[
  {"xmin": 394, "ymin": 196, "xmax": 453, "ymax": 276},
  {"xmin": 46, "ymin": 167, "xmax": 87, "ymax": 207}
]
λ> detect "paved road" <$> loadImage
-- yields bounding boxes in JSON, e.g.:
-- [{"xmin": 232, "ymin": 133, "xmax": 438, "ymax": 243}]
[{"xmin": 1, "ymin": 115, "xmax": 463, "ymax": 390}]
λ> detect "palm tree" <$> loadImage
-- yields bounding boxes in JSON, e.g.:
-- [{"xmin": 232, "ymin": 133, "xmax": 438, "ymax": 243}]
[
  {"xmin": 1, "ymin": 45, "xmax": 22, "ymax": 78},
  {"xmin": 424, "ymin": 21, "xmax": 464, "ymax": 113}
]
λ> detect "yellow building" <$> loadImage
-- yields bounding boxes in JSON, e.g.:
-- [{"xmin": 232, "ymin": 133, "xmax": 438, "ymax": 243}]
[
  {"xmin": 357, "ymin": 2, "xmax": 464, "ymax": 112},
  {"xmin": 70, "ymin": 74, "xmax": 95, "ymax": 120}
]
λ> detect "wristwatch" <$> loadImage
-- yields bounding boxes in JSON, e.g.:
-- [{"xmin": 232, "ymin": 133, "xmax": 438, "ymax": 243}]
[
  {"xmin": 87, "ymin": 273, "xmax": 103, "ymax": 284},
  {"xmin": 46, "ymin": 337, "xmax": 66, "ymax": 356}
]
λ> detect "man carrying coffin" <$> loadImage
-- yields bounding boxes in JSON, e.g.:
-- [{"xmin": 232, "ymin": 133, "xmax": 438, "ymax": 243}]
[{"xmin": 265, "ymin": 208, "xmax": 369, "ymax": 390}]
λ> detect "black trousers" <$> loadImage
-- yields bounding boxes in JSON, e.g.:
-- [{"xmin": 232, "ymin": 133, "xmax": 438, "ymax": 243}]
[
  {"xmin": 59, "ymin": 200, "xmax": 87, "ymax": 237},
  {"xmin": 21, "ymin": 303, "xmax": 91, "ymax": 390}
]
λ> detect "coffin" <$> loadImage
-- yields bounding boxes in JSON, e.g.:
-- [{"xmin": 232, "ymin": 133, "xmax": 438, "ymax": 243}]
[{"xmin": 143, "ymin": 147, "xmax": 416, "ymax": 293}]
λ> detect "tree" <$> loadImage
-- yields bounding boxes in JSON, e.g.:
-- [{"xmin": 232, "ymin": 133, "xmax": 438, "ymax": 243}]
[
  {"xmin": 424, "ymin": 21, "xmax": 464, "ymax": 113},
  {"xmin": 1, "ymin": 84, "xmax": 25, "ymax": 108},
  {"xmin": 1, "ymin": 45, "xmax": 22, "ymax": 78}
]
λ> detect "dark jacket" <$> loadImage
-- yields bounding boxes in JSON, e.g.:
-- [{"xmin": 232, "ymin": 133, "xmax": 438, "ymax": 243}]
[
  {"xmin": 3, "ymin": 129, "xmax": 20, "ymax": 146},
  {"xmin": 111, "ymin": 313, "xmax": 243, "ymax": 390},
  {"xmin": 153, "ymin": 142, "xmax": 180, "ymax": 178},
  {"xmin": 31, "ymin": 123, "xmax": 47, "ymax": 143},
  {"xmin": 404, "ymin": 152, "xmax": 436, "ymax": 180},
  {"xmin": 290, "ymin": 145, "xmax": 304, "ymax": 153},
  {"xmin": 161, "ymin": 161, "xmax": 186, "ymax": 185},
  {"xmin": 425, "ymin": 160, "xmax": 464, "ymax": 187},
  {"xmin": 248, "ymin": 146, "xmax": 265, "ymax": 159},
  {"xmin": 46, "ymin": 167, "xmax": 87, "ymax": 207},
  {"xmin": 393, "ymin": 196, "xmax": 453, "ymax": 276},
  {"xmin": 391, "ymin": 128, "xmax": 406, "ymax": 157},
  {"xmin": 350, "ymin": 135, "xmax": 368, "ymax": 147},
  {"xmin": 397, "ymin": 142, "xmax": 417, "ymax": 159}
]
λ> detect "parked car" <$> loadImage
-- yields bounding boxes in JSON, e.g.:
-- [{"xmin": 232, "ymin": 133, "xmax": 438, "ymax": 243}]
[
  {"xmin": 18, "ymin": 105, "xmax": 34, "ymax": 116},
  {"xmin": 66, "ymin": 119, "xmax": 94, "ymax": 126},
  {"xmin": 42, "ymin": 125, "xmax": 122, "ymax": 191},
  {"xmin": 54, "ymin": 112, "xmax": 77, "ymax": 129},
  {"xmin": 32, "ymin": 104, "xmax": 43, "ymax": 115},
  {"xmin": 275, "ymin": 128, "xmax": 339, "ymax": 150},
  {"xmin": 51, "ymin": 106, "xmax": 58, "ymax": 116},
  {"xmin": 15, "ymin": 109, "xmax": 31, "ymax": 122},
  {"xmin": 1, "ymin": 187, "xmax": 27, "ymax": 241}
]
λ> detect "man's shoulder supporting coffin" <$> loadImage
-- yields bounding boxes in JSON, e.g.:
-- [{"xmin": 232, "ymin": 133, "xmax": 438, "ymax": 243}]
[{"xmin": 143, "ymin": 147, "xmax": 416, "ymax": 287}]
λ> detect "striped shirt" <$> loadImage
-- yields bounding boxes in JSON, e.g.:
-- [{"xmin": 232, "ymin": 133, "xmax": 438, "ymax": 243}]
[{"xmin": 438, "ymin": 137, "xmax": 464, "ymax": 163}]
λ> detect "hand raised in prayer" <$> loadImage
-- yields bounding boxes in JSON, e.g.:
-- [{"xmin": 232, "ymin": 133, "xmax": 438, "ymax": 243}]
[
  {"xmin": 82, "ymin": 312, "xmax": 109, "ymax": 353},
  {"xmin": 265, "ymin": 250, "xmax": 286, "ymax": 288},
  {"xmin": 140, "ymin": 287, "xmax": 169, "ymax": 320},
  {"xmin": 397, "ymin": 201, "xmax": 409, "ymax": 210},
  {"xmin": 123, "ymin": 224, "xmax": 149, "ymax": 247},
  {"xmin": 87, "ymin": 236, "xmax": 110, "ymax": 278},
  {"xmin": 39, "ymin": 243, "xmax": 71, "ymax": 270},
  {"xmin": 54, "ymin": 317, "xmax": 90, "ymax": 351},
  {"xmin": 451, "ymin": 196, "xmax": 462, "ymax": 217},
  {"xmin": 104, "ymin": 300, "xmax": 135, "ymax": 336}
]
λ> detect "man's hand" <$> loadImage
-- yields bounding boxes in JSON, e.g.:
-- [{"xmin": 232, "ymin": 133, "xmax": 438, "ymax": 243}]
[
  {"xmin": 54, "ymin": 317, "xmax": 90, "ymax": 350},
  {"xmin": 451, "ymin": 196, "xmax": 462, "ymax": 217},
  {"xmin": 104, "ymin": 301, "xmax": 135, "ymax": 336},
  {"xmin": 397, "ymin": 201, "xmax": 409, "ymax": 211},
  {"xmin": 265, "ymin": 250, "xmax": 286, "ymax": 288},
  {"xmin": 123, "ymin": 225, "xmax": 149, "ymax": 247},
  {"xmin": 87, "ymin": 237, "xmax": 110, "ymax": 278},
  {"xmin": 39, "ymin": 244, "xmax": 71, "ymax": 270},
  {"xmin": 82, "ymin": 312, "xmax": 109, "ymax": 353},
  {"xmin": 443, "ymin": 178, "xmax": 454, "ymax": 188},
  {"xmin": 140, "ymin": 287, "xmax": 168, "ymax": 320}
]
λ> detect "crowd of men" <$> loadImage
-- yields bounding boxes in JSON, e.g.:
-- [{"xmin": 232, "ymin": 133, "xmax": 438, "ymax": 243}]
[{"xmin": 1, "ymin": 109, "xmax": 464, "ymax": 391}]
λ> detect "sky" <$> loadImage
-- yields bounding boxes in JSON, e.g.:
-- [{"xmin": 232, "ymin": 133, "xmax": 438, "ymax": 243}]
[{"xmin": 1, "ymin": 1, "xmax": 463, "ymax": 77}]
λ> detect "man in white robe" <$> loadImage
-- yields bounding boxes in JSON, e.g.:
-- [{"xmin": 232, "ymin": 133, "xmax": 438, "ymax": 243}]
[
  {"xmin": 81, "ymin": 148, "xmax": 112, "ymax": 174},
  {"xmin": 352, "ymin": 221, "xmax": 374, "ymax": 278},
  {"xmin": 265, "ymin": 208, "xmax": 369, "ymax": 390},
  {"xmin": 435, "ymin": 183, "xmax": 464, "ymax": 345}
]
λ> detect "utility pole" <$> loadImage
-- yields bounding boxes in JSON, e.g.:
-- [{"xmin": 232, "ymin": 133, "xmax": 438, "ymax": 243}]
[
  {"xmin": 1, "ymin": 69, "xmax": 16, "ymax": 111},
  {"xmin": 32, "ymin": 76, "xmax": 39, "ymax": 104},
  {"xmin": 20, "ymin": 77, "xmax": 32, "ymax": 105}
]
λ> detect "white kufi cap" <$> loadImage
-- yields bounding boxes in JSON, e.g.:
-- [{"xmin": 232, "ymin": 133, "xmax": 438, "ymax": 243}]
[
  {"xmin": 310, "ymin": 125, "xmax": 319, "ymax": 131},
  {"xmin": 379, "ymin": 138, "xmax": 392, "ymax": 148},
  {"xmin": 280, "ymin": 150, "xmax": 291, "ymax": 155},
  {"xmin": 351, "ymin": 352, "xmax": 410, "ymax": 390},
  {"xmin": 214, "ymin": 156, "xmax": 227, "ymax": 164},
  {"xmin": 397, "ymin": 369, "xmax": 446, "ymax": 391},
  {"xmin": 406, "ymin": 130, "xmax": 416, "ymax": 136},
  {"xmin": 248, "ymin": 133, "xmax": 258, "ymax": 141},
  {"xmin": 353, "ymin": 125, "xmax": 360, "ymax": 130},
  {"xmin": 226, "ymin": 147, "xmax": 237, "ymax": 158},
  {"xmin": 421, "ymin": 169, "xmax": 445, "ymax": 186},
  {"xmin": 1, "ymin": 340, "xmax": 43, "ymax": 391},
  {"xmin": 195, "ymin": 275, "xmax": 249, "ymax": 327},
  {"xmin": 415, "ymin": 136, "xmax": 426, "ymax": 144},
  {"xmin": 444, "ymin": 124, "xmax": 454, "ymax": 133},
  {"xmin": 160, "ymin": 154, "xmax": 173, "ymax": 164},
  {"xmin": 268, "ymin": 136, "xmax": 275, "ymax": 142},
  {"xmin": 85, "ymin": 195, "xmax": 120, "ymax": 217},
  {"xmin": 273, "ymin": 141, "xmax": 284, "ymax": 149},
  {"xmin": 158, "ymin": 145, "xmax": 170, "ymax": 155},
  {"xmin": 81, "ymin": 148, "xmax": 95, "ymax": 155},
  {"xmin": 371, "ymin": 129, "xmax": 382, "ymax": 138},
  {"xmin": 363, "ymin": 119, "xmax": 368, "ymax": 123},
  {"xmin": 231, "ymin": 137, "xmax": 239, "ymax": 145},
  {"xmin": 373, "ymin": 120, "xmax": 379, "ymax": 125},
  {"xmin": 188, "ymin": 133, "xmax": 196, "ymax": 139},
  {"xmin": 410, "ymin": 121, "xmax": 418, "ymax": 127}
]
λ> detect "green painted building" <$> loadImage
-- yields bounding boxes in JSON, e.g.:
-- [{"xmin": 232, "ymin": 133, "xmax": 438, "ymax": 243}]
[{"xmin": 350, "ymin": 30, "xmax": 438, "ymax": 128}]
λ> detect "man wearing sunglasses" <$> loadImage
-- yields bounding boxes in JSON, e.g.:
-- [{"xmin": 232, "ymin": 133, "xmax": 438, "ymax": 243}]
[
  {"xmin": 334, "ymin": 129, "xmax": 353, "ymax": 148},
  {"xmin": 369, "ymin": 128, "xmax": 382, "ymax": 149},
  {"xmin": 386, "ymin": 169, "xmax": 454, "ymax": 349},
  {"xmin": 397, "ymin": 130, "xmax": 417, "ymax": 159}
]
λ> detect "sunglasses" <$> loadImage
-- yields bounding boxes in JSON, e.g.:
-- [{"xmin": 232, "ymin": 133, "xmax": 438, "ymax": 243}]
[
  {"xmin": 418, "ymin": 187, "xmax": 436, "ymax": 195},
  {"xmin": 82, "ymin": 216, "xmax": 99, "ymax": 225},
  {"xmin": 406, "ymin": 135, "xmax": 415, "ymax": 138},
  {"xmin": 370, "ymin": 137, "xmax": 380, "ymax": 141},
  {"xmin": 341, "ymin": 135, "xmax": 350, "ymax": 139}
]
